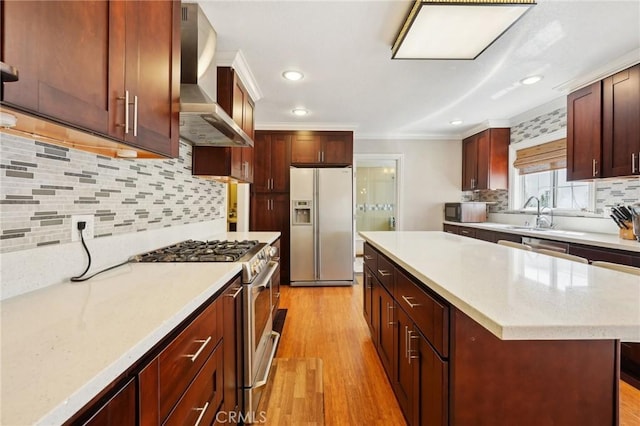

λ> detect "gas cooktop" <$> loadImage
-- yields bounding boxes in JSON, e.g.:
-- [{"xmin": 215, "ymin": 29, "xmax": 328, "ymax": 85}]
[{"xmin": 132, "ymin": 239, "xmax": 261, "ymax": 263}]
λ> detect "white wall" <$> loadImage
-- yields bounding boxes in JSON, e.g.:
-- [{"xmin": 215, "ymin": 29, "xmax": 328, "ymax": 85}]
[{"xmin": 355, "ymin": 139, "xmax": 461, "ymax": 231}]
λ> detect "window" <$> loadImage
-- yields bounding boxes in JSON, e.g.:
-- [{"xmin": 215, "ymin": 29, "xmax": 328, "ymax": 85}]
[{"xmin": 520, "ymin": 169, "xmax": 590, "ymax": 210}]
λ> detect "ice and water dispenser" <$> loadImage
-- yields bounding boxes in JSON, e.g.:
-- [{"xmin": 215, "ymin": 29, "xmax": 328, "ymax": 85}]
[{"xmin": 292, "ymin": 200, "xmax": 312, "ymax": 225}]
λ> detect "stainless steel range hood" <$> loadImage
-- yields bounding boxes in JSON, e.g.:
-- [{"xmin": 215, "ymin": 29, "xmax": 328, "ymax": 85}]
[{"xmin": 180, "ymin": 4, "xmax": 253, "ymax": 147}]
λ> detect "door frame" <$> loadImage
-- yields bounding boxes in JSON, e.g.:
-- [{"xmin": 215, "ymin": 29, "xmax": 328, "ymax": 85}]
[{"xmin": 353, "ymin": 153, "xmax": 404, "ymax": 233}]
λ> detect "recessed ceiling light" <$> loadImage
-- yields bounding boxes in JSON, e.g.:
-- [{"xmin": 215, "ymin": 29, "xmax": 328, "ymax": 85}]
[
  {"xmin": 520, "ymin": 75, "xmax": 543, "ymax": 85},
  {"xmin": 292, "ymin": 108, "xmax": 309, "ymax": 116},
  {"xmin": 450, "ymin": 119, "xmax": 463, "ymax": 126},
  {"xmin": 283, "ymin": 70, "xmax": 304, "ymax": 81}
]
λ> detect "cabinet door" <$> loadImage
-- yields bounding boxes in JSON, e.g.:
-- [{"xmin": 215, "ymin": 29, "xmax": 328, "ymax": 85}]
[
  {"xmin": 378, "ymin": 285, "xmax": 395, "ymax": 378},
  {"xmin": 84, "ymin": 378, "xmax": 136, "ymax": 426},
  {"xmin": 271, "ymin": 133, "xmax": 291, "ymax": 192},
  {"xmin": 475, "ymin": 130, "xmax": 490, "ymax": 190},
  {"xmin": 602, "ymin": 64, "xmax": 640, "ymax": 177},
  {"xmin": 442, "ymin": 224, "xmax": 460, "ymax": 235},
  {"xmin": 253, "ymin": 133, "xmax": 272, "ymax": 192},
  {"xmin": 321, "ymin": 133, "xmax": 353, "ymax": 165},
  {"xmin": 413, "ymin": 330, "xmax": 448, "ymax": 426},
  {"xmin": 458, "ymin": 227, "xmax": 476, "ymax": 239},
  {"xmin": 222, "ymin": 278, "xmax": 244, "ymax": 419},
  {"xmin": 125, "ymin": 0, "xmax": 179, "ymax": 157},
  {"xmin": 392, "ymin": 305, "xmax": 414, "ymax": 421},
  {"xmin": 272, "ymin": 194, "xmax": 290, "ymax": 285},
  {"xmin": 567, "ymin": 81, "xmax": 602, "ymax": 180},
  {"xmin": 461, "ymin": 136, "xmax": 477, "ymax": 190},
  {"xmin": 242, "ymin": 146, "xmax": 254, "ymax": 183},
  {"xmin": 363, "ymin": 266, "xmax": 374, "ymax": 334},
  {"xmin": 291, "ymin": 132, "xmax": 322, "ymax": 164},
  {"xmin": 2, "ymin": 1, "xmax": 115, "ymax": 134}
]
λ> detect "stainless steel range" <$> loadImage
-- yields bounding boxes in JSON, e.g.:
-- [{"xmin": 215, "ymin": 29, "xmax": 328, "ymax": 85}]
[{"xmin": 134, "ymin": 239, "xmax": 280, "ymax": 421}]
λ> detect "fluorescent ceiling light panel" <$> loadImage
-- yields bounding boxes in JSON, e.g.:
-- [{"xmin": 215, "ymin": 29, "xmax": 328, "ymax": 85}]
[{"xmin": 392, "ymin": 1, "xmax": 536, "ymax": 60}]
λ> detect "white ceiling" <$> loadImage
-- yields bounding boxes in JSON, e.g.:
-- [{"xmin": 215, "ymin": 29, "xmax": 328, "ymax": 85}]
[{"xmin": 199, "ymin": 0, "xmax": 640, "ymax": 140}]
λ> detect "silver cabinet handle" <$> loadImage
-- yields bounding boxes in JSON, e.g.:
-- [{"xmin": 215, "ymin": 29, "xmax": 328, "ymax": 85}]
[
  {"xmin": 592, "ymin": 158, "xmax": 598, "ymax": 177},
  {"xmin": 471, "ymin": 177, "xmax": 475, "ymax": 189},
  {"xmin": 633, "ymin": 153, "xmax": 638, "ymax": 174},
  {"xmin": 225, "ymin": 286, "xmax": 243, "ymax": 299},
  {"xmin": 364, "ymin": 255, "xmax": 374, "ymax": 260},
  {"xmin": 133, "ymin": 95, "xmax": 138, "ymax": 137},
  {"xmin": 404, "ymin": 325, "xmax": 409, "ymax": 359},
  {"xmin": 321, "ymin": 151, "xmax": 325, "ymax": 162},
  {"xmin": 193, "ymin": 401, "xmax": 210, "ymax": 426},
  {"xmin": 408, "ymin": 329, "xmax": 419, "ymax": 365},
  {"xmin": 378, "ymin": 269, "xmax": 392, "ymax": 277},
  {"xmin": 185, "ymin": 336, "xmax": 212, "ymax": 362},
  {"xmin": 387, "ymin": 302, "xmax": 394, "ymax": 327},
  {"xmin": 401, "ymin": 295, "xmax": 420, "ymax": 308},
  {"xmin": 116, "ymin": 91, "xmax": 130, "ymax": 134},
  {"xmin": 365, "ymin": 272, "xmax": 372, "ymax": 289},
  {"xmin": 317, "ymin": 151, "xmax": 321, "ymax": 162}
]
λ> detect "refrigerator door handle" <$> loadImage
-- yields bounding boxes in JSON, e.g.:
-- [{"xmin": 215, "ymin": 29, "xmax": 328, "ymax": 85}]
[{"xmin": 313, "ymin": 169, "xmax": 319, "ymax": 279}]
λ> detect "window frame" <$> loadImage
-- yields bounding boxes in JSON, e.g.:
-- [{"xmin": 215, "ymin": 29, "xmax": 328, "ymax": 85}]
[{"xmin": 509, "ymin": 128, "xmax": 596, "ymax": 213}]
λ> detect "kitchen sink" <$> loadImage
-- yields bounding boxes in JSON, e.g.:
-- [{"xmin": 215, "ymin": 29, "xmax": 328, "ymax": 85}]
[
  {"xmin": 506, "ymin": 226, "xmax": 548, "ymax": 231},
  {"xmin": 505, "ymin": 226, "xmax": 585, "ymax": 236}
]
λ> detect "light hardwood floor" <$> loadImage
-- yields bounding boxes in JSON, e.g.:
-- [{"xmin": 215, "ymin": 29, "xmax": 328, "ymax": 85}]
[{"xmin": 276, "ymin": 281, "xmax": 640, "ymax": 426}]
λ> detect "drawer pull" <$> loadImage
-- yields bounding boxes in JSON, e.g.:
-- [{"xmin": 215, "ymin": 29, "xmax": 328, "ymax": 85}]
[
  {"xmin": 401, "ymin": 295, "xmax": 421, "ymax": 308},
  {"xmin": 185, "ymin": 336, "xmax": 212, "ymax": 362},
  {"xmin": 193, "ymin": 401, "xmax": 210, "ymax": 426},
  {"xmin": 408, "ymin": 330, "xmax": 420, "ymax": 365},
  {"xmin": 378, "ymin": 269, "xmax": 392, "ymax": 277},
  {"xmin": 387, "ymin": 302, "xmax": 395, "ymax": 327},
  {"xmin": 226, "ymin": 286, "xmax": 243, "ymax": 299},
  {"xmin": 364, "ymin": 255, "xmax": 374, "ymax": 260},
  {"xmin": 404, "ymin": 325, "xmax": 409, "ymax": 359}
]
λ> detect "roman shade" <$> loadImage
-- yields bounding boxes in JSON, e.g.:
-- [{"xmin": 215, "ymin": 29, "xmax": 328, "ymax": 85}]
[{"xmin": 513, "ymin": 138, "xmax": 567, "ymax": 175}]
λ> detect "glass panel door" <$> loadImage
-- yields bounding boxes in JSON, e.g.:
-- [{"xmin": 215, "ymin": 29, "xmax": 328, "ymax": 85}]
[{"xmin": 355, "ymin": 160, "xmax": 397, "ymax": 233}]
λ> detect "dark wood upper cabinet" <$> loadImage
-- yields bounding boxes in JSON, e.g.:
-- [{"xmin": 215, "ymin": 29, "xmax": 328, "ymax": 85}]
[
  {"xmin": 253, "ymin": 131, "xmax": 291, "ymax": 193},
  {"xmin": 1, "ymin": 0, "xmax": 180, "ymax": 158},
  {"xmin": 602, "ymin": 64, "xmax": 640, "ymax": 177},
  {"xmin": 461, "ymin": 128, "xmax": 509, "ymax": 191},
  {"xmin": 567, "ymin": 81, "xmax": 602, "ymax": 181},
  {"xmin": 291, "ymin": 131, "xmax": 353, "ymax": 166},
  {"xmin": 191, "ymin": 67, "xmax": 254, "ymax": 182}
]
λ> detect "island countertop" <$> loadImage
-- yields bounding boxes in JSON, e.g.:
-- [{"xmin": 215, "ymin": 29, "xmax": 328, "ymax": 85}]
[{"xmin": 359, "ymin": 231, "xmax": 640, "ymax": 341}]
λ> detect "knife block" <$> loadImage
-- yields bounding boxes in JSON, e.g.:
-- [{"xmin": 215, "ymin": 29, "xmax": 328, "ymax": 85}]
[{"xmin": 619, "ymin": 222, "xmax": 635, "ymax": 240}]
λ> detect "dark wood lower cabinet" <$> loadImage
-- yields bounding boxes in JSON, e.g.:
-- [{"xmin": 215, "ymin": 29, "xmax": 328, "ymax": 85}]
[
  {"xmin": 363, "ymin": 242, "xmax": 621, "ymax": 425},
  {"xmin": 377, "ymin": 284, "xmax": 395, "ymax": 377},
  {"xmin": 363, "ymin": 267, "xmax": 374, "ymax": 339},
  {"xmin": 83, "ymin": 378, "xmax": 136, "ymax": 426}
]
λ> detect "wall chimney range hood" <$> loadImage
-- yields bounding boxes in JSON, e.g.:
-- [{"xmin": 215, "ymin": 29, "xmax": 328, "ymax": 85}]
[{"xmin": 180, "ymin": 4, "xmax": 253, "ymax": 147}]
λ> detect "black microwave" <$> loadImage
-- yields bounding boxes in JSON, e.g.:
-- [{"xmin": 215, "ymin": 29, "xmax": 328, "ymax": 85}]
[{"xmin": 444, "ymin": 202, "xmax": 487, "ymax": 223}]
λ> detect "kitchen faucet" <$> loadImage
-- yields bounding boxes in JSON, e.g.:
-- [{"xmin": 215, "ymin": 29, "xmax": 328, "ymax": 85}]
[{"xmin": 523, "ymin": 196, "xmax": 553, "ymax": 228}]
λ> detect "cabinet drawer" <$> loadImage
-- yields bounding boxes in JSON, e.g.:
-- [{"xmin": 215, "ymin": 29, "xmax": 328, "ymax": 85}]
[
  {"xmin": 363, "ymin": 243, "xmax": 377, "ymax": 273},
  {"xmin": 159, "ymin": 298, "xmax": 223, "ymax": 420},
  {"xmin": 458, "ymin": 227, "xmax": 476, "ymax": 239},
  {"xmin": 164, "ymin": 342, "xmax": 224, "ymax": 426},
  {"xmin": 376, "ymin": 254, "xmax": 395, "ymax": 293},
  {"xmin": 395, "ymin": 269, "xmax": 449, "ymax": 358}
]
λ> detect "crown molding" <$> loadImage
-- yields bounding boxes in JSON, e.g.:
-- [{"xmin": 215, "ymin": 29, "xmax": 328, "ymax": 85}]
[
  {"xmin": 216, "ymin": 50, "xmax": 263, "ymax": 102},
  {"xmin": 355, "ymin": 132, "xmax": 460, "ymax": 141},
  {"xmin": 460, "ymin": 119, "xmax": 511, "ymax": 139},
  {"xmin": 553, "ymin": 48, "xmax": 640, "ymax": 94},
  {"xmin": 256, "ymin": 122, "xmax": 359, "ymax": 132}
]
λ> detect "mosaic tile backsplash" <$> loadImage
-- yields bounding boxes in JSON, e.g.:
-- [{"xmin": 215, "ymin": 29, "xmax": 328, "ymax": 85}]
[
  {"xmin": 511, "ymin": 107, "xmax": 567, "ymax": 145},
  {"xmin": 0, "ymin": 134, "xmax": 226, "ymax": 253}
]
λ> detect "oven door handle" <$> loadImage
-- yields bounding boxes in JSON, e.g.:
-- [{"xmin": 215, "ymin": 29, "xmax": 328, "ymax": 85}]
[
  {"xmin": 253, "ymin": 261, "xmax": 279, "ymax": 290},
  {"xmin": 253, "ymin": 330, "xmax": 281, "ymax": 388}
]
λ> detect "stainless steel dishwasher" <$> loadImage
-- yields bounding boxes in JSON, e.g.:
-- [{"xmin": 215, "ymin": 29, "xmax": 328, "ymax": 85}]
[{"xmin": 521, "ymin": 237, "xmax": 569, "ymax": 253}]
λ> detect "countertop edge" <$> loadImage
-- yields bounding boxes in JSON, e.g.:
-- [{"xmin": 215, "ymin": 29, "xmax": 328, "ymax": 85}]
[{"xmin": 443, "ymin": 221, "xmax": 640, "ymax": 253}]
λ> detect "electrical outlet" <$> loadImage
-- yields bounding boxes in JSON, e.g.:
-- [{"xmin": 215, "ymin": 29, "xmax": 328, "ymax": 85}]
[{"xmin": 71, "ymin": 215, "xmax": 95, "ymax": 242}]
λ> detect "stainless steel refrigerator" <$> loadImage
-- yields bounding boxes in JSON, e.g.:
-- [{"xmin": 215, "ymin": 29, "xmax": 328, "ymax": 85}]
[{"xmin": 290, "ymin": 167, "xmax": 354, "ymax": 286}]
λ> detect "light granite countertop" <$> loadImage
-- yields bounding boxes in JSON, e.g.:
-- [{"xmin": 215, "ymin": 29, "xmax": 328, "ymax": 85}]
[
  {"xmin": 0, "ymin": 231, "xmax": 280, "ymax": 425},
  {"xmin": 360, "ymin": 231, "xmax": 640, "ymax": 342},
  {"xmin": 443, "ymin": 220, "xmax": 640, "ymax": 253}
]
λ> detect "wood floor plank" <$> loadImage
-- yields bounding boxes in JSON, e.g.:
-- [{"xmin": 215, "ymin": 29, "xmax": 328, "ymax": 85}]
[
  {"xmin": 621, "ymin": 379, "xmax": 640, "ymax": 426},
  {"xmin": 276, "ymin": 282, "xmax": 406, "ymax": 426}
]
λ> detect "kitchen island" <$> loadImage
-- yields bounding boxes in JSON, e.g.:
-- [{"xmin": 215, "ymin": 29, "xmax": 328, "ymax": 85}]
[
  {"xmin": 0, "ymin": 231, "xmax": 279, "ymax": 425},
  {"xmin": 360, "ymin": 231, "xmax": 640, "ymax": 425}
]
